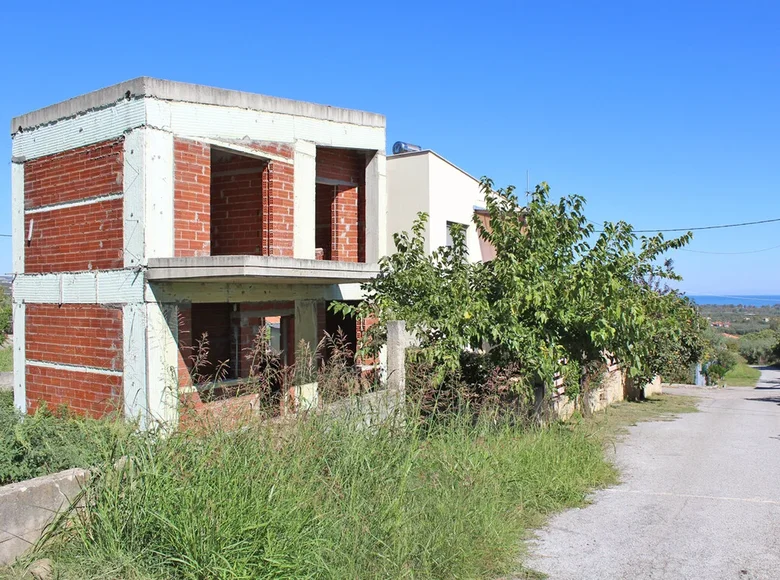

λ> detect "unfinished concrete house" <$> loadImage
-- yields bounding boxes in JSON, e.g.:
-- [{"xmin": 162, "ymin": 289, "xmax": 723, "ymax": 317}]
[{"xmin": 10, "ymin": 78, "xmax": 386, "ymax": 426}]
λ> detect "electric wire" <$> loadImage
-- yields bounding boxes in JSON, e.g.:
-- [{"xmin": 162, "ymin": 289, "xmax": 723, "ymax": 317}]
[
  {"xmin": 588, "ymin": 217, "xmax": 780, "ymax": 233},
  {"xmin": 677, "ymin": 243, "xmax": 780, "ymax": 255}
]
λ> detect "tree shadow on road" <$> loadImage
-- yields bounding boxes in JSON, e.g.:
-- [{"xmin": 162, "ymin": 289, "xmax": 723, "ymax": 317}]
[{"xmin": 744, "ymin": 396, "xmax": 780, "ymax": 406}]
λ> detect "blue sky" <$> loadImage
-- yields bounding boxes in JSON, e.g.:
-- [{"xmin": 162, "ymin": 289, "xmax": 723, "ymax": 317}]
[{"xmin": 1, "ymin": 0, "xmax": 778, "ymax": 295}]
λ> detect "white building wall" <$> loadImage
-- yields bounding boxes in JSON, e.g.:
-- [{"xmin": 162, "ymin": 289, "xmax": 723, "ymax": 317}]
[
  {"xmin": 387, "ymin": 152, "xmax": 485, "ymax": 262},
  {"xmin": 386, "ymin": 153, "xmax": 431, "ymax": 254},
  {"xmin": 426, "ymin": 154, "xmax": 485, "ymax": 262}
]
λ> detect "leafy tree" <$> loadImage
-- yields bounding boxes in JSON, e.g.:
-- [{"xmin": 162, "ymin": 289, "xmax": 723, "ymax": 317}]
[
  {"xmin": 0, "ymin": 288, "xmax": 11, "ymax": 343},
  {"xmin": 335, "ymin": 179, "xmax": 705, "ymax": 396},
  {"xmin": 738, "ymin": 329, "xmax": 778, "ymax": 364}
]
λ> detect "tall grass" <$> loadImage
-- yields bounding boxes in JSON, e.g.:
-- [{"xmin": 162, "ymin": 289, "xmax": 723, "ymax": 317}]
[
  {"xmin": 38, "ymin": 406, "xmax": 616, "ymax": 579},
  {"xmin": 724, "ymin": 362, "xmax": 761, "ymax": 387}
]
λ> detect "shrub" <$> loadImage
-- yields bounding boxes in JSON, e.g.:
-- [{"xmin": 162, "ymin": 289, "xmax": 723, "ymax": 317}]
[
  {"xmin": 738, "ymin": 329, "xmax": 778, "ymax": 364},
  {"xmin": 0, "ymin": 287, "xmax": 11, "ymax": 342},
  {"xmin": 0, "ymin": 399, "xmax": 136, "ymax": 486}
]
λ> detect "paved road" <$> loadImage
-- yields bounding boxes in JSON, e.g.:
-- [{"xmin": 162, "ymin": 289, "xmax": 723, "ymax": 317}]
[{"xmin": 525, "ymin": 368, "xmax": 780, "ymax": 580}]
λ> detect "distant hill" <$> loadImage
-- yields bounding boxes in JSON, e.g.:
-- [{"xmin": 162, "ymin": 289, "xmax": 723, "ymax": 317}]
[{"xmin": 0, "ymin": 276, "xmax": 11, "ymax": 293}]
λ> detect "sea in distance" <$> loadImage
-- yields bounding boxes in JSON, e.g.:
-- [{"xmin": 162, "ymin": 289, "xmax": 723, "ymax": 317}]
[{"xmin": 688, "ymin": 295, "xmax": 780, "ymax": 307}]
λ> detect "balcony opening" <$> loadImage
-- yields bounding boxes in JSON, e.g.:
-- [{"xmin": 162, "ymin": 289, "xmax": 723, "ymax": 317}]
[
  {"xmin": 210, "ymin": 148, "xmax": 267, "ymax": 256},
  {"xmin": 186, "ymin": 302, "xmax": 295, "ymax": 404},
  {"xmin": 315, "ymin": 147, "xmax": 367, "ymax": 262}
]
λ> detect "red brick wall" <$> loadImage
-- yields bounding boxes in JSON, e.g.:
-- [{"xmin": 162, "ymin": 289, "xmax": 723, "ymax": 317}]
[
  {"xmin": 211, "ymin": 153, "xmax": 265, "ymax": 255},
  {"xmin": 23, "ymin": 138, "xmax": 125, "ymax": 274},
  {"xmin": 26, "ymin": 305, "xmax": 123, "ymax": 370},
  {"xmin": 316, "ymin": 148, "xmax": 366, "ymax": 262},
  {"xmin": 24, "ymin": 199, "xmax": 124, "ymax": 273},
  {"xmin": 174, "ymin": 139, "xmax": 211, "ymax": 257},
  {"xmin": 263, "ymin": 161, "xmax": 295, "ymax": 257},
  {"xmin": 24, "ymin": 139, "xmax": 123, "ymax": 209},
  {"xmin": 175, "ymin": 141, "xmax": 294, "ymax": 258},
  {"xmin": 229, "ymin": 141, "xmax": 295, "ymax": 258},
  {"xmin": 25, "ymin": 304, "xmax": 123, "ymax": 417},
  {"xmin": 26, "ymin": 365, "xmax": 121, "ymax": 417}
]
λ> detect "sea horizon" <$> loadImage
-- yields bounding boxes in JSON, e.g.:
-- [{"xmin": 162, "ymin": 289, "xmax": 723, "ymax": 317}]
[{"xmin": 688, "ymin": 294, "xmax": 780, "ymax": 307}]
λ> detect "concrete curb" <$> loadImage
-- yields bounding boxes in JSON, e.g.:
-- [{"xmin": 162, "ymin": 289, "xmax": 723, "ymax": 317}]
[{"xmin": 0, "ymin": 468, "xmax": 88, "ymax": 565}]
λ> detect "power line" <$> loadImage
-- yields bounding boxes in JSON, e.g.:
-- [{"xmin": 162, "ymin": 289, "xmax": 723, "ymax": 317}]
[
  {"xmin": 589, "ymin": 216, "xmax": 780, "ymax": 233},
  {"xmin": 0, "ymin": 234, "xmax": 10, "ymax": 238},
  {"xmin": 678, "ymin": 243, "xmax": 780, "ymax": 255}
]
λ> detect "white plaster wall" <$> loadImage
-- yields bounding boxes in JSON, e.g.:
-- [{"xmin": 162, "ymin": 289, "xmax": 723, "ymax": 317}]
[
  {"xmin": 426, "ymin": 154, "xmax": 485, "ymax": 262},
  {"xmin": 386, "ymin": 154, "xmax": 431, "ymax": 254}
]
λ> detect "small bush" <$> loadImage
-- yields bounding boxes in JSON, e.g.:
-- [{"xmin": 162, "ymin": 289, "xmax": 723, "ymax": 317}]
[{"xmin": 0, "ymin": 400, "xmax": 136, "ymax": 486}]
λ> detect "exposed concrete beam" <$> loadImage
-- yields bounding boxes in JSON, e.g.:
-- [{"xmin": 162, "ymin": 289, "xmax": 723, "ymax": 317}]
[
  {"xmin": 145, "ymin": 255, "xmax": 380, "ymax": 283},
  {"xmin": 12, "ymin": 77, "xmax": 386, "ymax": 134}
]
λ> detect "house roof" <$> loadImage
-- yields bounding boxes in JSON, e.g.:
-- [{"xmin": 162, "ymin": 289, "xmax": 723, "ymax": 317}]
[
  {"xmin": 388, "ymin": 149, "xmax": 481, "ymax": 185},
  {"xmin": 11, "ymin": 77, "xmax": 386, "ymax": 134}
]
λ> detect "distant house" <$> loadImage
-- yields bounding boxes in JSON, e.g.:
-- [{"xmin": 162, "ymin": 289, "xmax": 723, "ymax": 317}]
[{"xmin": 386, "ymin": 149, "xmax": 493, "ymax": 262}]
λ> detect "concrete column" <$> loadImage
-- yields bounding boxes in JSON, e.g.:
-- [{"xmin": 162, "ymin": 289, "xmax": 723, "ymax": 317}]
[
  {"xmin": 294, "ymin": 299, "xmax": 319, "ymax": 409},
  {"xmin": 11, "ymin": 161, "xmax": 24, "ymax": 275},
  {"xmin": 124, "ymin": 128, "xmax": 175, "ymax": 268},
  {"xmin": 364, "ymin": 151, "xmax": 387, "ymax": 263},
  {"xmin": 122, "ymin": 303, "xmax": 148, "ymax": 425},
  {"xmin": 12, "ymin": 302, "xmax": 25, "ymax": 413},
  {"xmin": 293, "ymin": 140, "xmax": 317, "ymax": 259},
  {"xmin": 294, "ymin": 299, "xmax": 319, "ymax": 360},
  {"xmin": 386, "ymin": 320, "xmax": 408, "ymax": 392},
  {"xmin": 145, "ymin": 301, "xmax": 179, "ymax": 427}
]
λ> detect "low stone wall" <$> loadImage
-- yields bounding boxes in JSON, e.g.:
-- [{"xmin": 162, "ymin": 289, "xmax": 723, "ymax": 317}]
[
  {"xmin": 322, "ymin": 387, "xmax": 405, "ymax": 427},
  {"xmin": 0, "ymin": 468, "xmax": 87, "ymax": 565},
  {"xmin": 550, "ymin": 368, "xmax": 662, "ymax": 420}
]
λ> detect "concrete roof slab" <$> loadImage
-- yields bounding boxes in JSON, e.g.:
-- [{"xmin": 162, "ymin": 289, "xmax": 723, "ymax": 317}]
[
  {"xmin": 12, "ymin": 77, "xmax": 386, "ymax": 134},
  {"xmin": 146, "ymin": 255, "xmax": 380, "ymax": 284}
]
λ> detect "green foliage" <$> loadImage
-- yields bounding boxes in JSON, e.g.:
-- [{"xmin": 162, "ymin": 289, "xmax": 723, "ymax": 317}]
[
  {"xmin": 0, "ymin": 287, "xmax": 11, "ymax": 342},
  {"xmin": 0, "ymin": 398, "xmax": 136, "ymax": 486},
  {"xmin": 700, "ymin": 329, "xmax": 740, "ymax": 384},
  {"xmin": 336, "ymin": 179, "xmax": 705, "ymax": 394},
  {"xmin": 737, "ymin": 329, "xmax": 778, "ymax": 364}
]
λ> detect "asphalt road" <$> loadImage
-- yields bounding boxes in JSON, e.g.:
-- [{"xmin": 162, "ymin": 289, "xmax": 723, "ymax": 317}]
[{"xmin": 525, "ymin": 368, "xmax": 780, "ymax": 580}]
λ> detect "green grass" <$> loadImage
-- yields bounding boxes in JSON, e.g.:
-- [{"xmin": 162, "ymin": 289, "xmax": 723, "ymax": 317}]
[
  {"xmin": 0, "ymin": 347, "xmax": 12, "ymax": 372},
  {"xmin": 3, "ymin": 394, "xmax": 698, "ymax": 580},
  {"xmin": 724, "ymin": 362, "xmax": 761, "ymax": 387}
]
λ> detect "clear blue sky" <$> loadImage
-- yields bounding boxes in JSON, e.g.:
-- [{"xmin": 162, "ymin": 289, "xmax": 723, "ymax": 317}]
[{"xmin": 1, "ymin": 0, "xmax": 778, "ymax": 295}]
